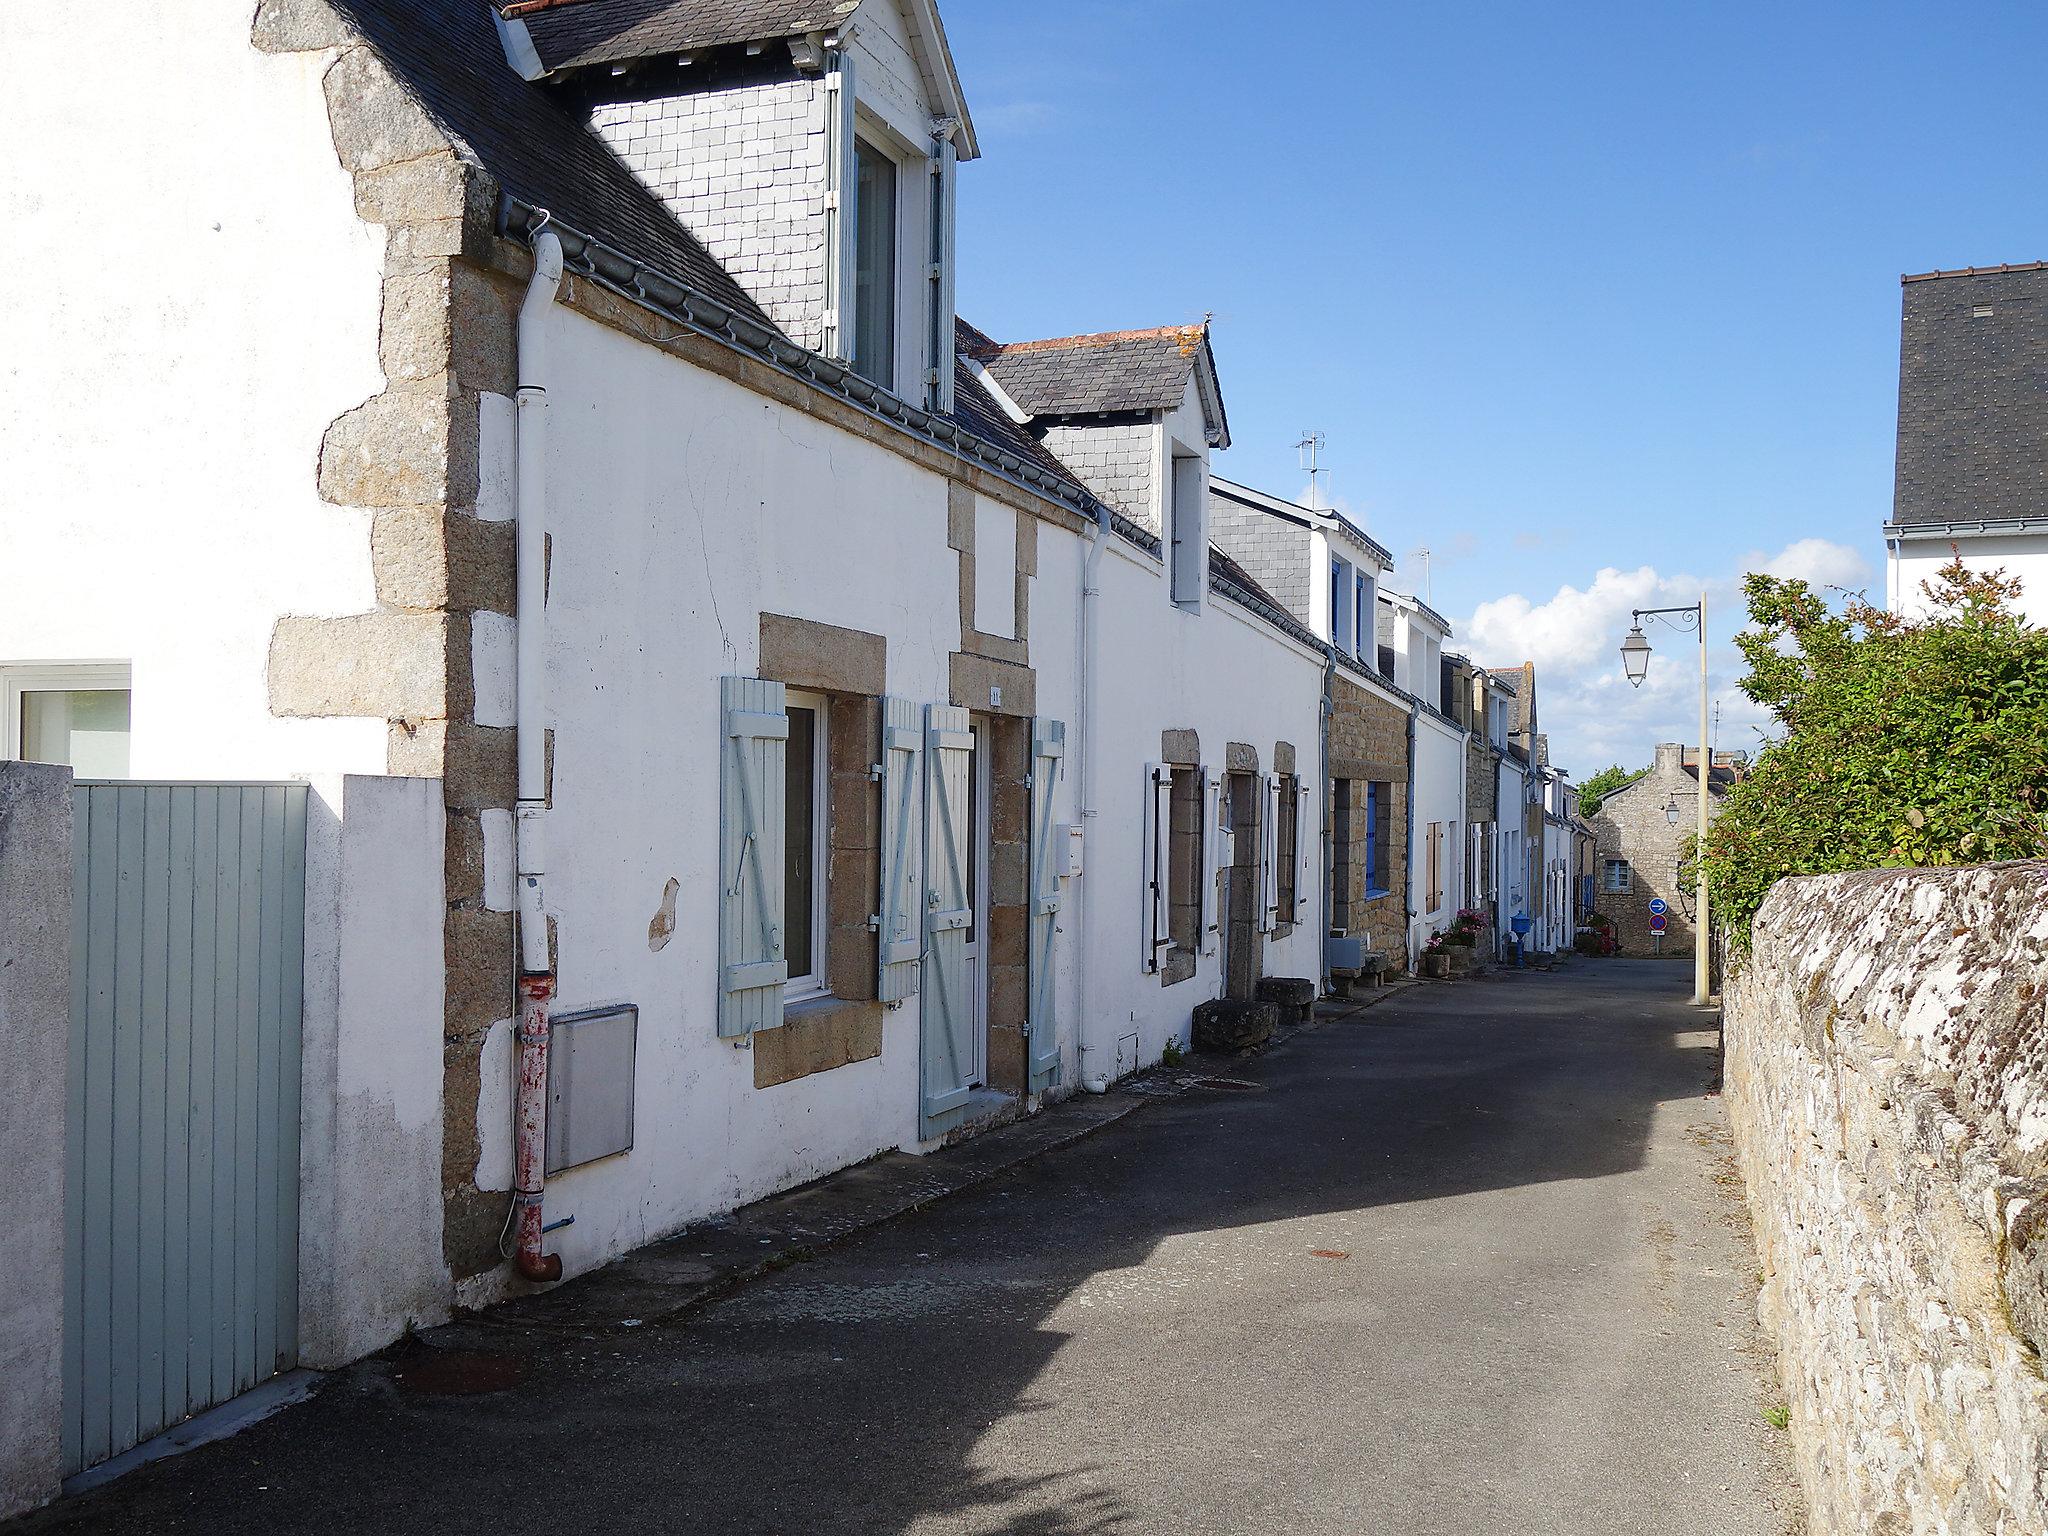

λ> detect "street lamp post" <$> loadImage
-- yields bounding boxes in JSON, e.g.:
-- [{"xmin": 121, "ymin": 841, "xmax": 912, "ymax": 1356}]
[{"xmin": 1619, "ymin": 596, "xmax": 1712, "ymax": 1006}]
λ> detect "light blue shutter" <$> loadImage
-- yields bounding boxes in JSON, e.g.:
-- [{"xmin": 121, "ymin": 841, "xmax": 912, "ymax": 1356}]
[
  {"xmin": 1141, "ymin": 763, "xmax": 1171, "ymax": 972},
  {"xmin": 877, "ymin": 696, "xmax": 924, "ymax": 1004},
  {"xmin": 1200, "ymin": 767, "xmax": 1222, "ymax": 955},
  {"xmin": 925, "ymin": 136, "xmax": 958, "ymax": 416},
  {"xmin": 718, "ymin": 676, "xmax": 788, "ymax": 1038},
  {"xmin": 1026, "ymin": 718, "xmax": 1065, "ymax": 1093},
  {"xmin": 1259, "ymin": 773, "xmax": 1282, "ymax": 934},
  {"xmin": 919, "ymin": 704, "xmax": 976, "ymax": 1138}
]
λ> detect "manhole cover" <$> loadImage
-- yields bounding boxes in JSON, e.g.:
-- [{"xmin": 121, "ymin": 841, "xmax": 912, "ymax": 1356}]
[
  {"xmin": 1189, "ymin": 1076, "xmax": 1263, "ymax": 1093},
  {"xmin": 395, "ymin": 1349, "xmax": 528, "ymax": 1397}
]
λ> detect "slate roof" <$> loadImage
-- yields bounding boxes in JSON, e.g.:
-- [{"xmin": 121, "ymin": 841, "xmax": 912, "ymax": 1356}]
[
  {"xmin": 504, "ymin": 0, "xmax": 859, "ymax": 73},
  {"xmin": 1892, "ymin": 263, "xmax": 2048, "ymax": 531},
  {"xmin": 983, "ymin": 326, "xmax": 1212, "ymax": 418},
  {"xmin": 326, "ymin": 0, "xmax": 768, "ymax": 326}
]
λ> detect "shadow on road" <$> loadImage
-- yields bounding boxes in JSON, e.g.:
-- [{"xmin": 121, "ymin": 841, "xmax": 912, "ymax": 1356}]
[{"xmin": 28, "ymin": 962, "xmax": 1736, "ymax": 1536}]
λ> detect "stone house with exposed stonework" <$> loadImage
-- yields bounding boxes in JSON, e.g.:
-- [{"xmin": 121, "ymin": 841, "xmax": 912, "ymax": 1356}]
[
  {"xmin": 1588, "ymin": 742, "xmax": 1734, "ymax": 955},
  {"xmin": 0, "ymin": 0, "xmax": 1331, "ymax": 1501}
]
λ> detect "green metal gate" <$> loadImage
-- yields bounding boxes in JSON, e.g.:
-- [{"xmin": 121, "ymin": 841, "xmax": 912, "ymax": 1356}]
[{"xmin": 63, "ymin": 782, "xmax": 307, "ymax": 1477}]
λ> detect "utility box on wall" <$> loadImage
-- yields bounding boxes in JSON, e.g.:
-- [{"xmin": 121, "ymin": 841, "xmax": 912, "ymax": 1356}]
[{"xmin": 546, "ymin": 1004, "xmax": 638, "ymax": 1176}]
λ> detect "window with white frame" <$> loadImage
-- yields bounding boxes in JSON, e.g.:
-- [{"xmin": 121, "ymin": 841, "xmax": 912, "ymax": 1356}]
[
  {"xmin": 783, "ymin": 690, "xmax": 831, "ymax": 1001},
  {"xmin": 1602, "ymin": 858, "xmax": 1633, "ymax": 895},
  {"xmin": 3, "ymin": 663, "xmax": 131, "ymax": 777},
  {"xmin": 1354, "ymin": 571, "xmax": 1374, "ymax": 661},
  {"xmin": 1330, "ymin": 557, "xmax": 1351, "ymax": 649},
  {"xmin": 851, "ymin": 135, "xmax": 898, "ymax": 389}
]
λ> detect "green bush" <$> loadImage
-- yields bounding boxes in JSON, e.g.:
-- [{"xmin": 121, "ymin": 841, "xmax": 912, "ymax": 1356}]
[{"xmin": 1702, "ymin": 557, "xmax": 2048, "ymax": 954}]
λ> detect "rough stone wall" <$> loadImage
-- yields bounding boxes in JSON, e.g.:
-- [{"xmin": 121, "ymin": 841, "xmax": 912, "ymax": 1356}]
[
  {"xmin": 590, "ymin": 79, "xmax": 830, "ymax": 351},
  {"xmin": 1726, "ymin": 863, "xmax": 2048, "ymax": 1535},
  {"xmin": 1329, "ymin": 669, "xmax": 1408, "ymax": 963},
  {"xmin": 253, "ymin": 0, "xmax": 524, "ymax": 1280},
  {"xmin": 1589, "ymin": 742, "xmax": 1719, "ymax": 955},
  {"xmin": 1042, "ymin": 421, "xmax": 1155, "ymax": 529}
]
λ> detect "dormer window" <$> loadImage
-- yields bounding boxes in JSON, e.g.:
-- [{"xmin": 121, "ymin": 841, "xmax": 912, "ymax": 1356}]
[{"xmin": 851, "ymin": 135, "xmax": 898, "ymax": 388}]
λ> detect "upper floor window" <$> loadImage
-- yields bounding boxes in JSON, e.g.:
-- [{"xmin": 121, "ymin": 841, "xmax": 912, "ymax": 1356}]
[
  {"xmin": 1354, "ymin": 572, "xmax": 1374, "ymax": 660},
  {"xmin": 852, "ymin": 136, "xmax": 898, "ymax": 388},
  {"xmin": 1602, "ymin": 858, "xmax": 1633, "ymax": 895},
  {"xmin": 4, "ymin": 663, "xmax": 131, "ymax": 777}
]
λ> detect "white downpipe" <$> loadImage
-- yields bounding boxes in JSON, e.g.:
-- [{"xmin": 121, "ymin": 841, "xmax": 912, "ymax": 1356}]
[
  {"xmin": 511, "ymin": 228, "xmax": 564, "ymax": 1283},
  {"xmin": 1075, "ymin": 501, "xmax": 1111, "ymax": 1093}
]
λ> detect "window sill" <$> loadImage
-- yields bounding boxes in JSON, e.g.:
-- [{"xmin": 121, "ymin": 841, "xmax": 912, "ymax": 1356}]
[{"xmin": 1363, "ymin": 888, "xmax": 1393, "ymax": 901}]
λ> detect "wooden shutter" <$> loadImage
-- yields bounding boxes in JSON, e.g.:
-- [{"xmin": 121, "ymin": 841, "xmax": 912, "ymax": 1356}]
[
  {"xmin": 1295, "ymin": 777, "xmax": 1314, "ymax": 928},
  {"xmin": 1141, "ymin": 763, "xmax": 1172, "ymax": 972},
  {"xmin": 919, "ymin": 704, "xmax": 976, "ymax": 1138},
  {"xmin": 1259, "ymin": 773, "xmax": 1282, "ymax": 934},
  {"xmin": 1199, "ymin": 767, "xmax": 1221, "ymax": 955},
  {"xmin": 1026, "ymin": 718, "xmax": 1065, "ymax": 1093},
  {"xmin": 876, "ymin": 696, "xmax": 924, "ymax": 1005},
  {"xmin": 718, "ymin": 676, "xmax": 788, "ymax": 1038}
]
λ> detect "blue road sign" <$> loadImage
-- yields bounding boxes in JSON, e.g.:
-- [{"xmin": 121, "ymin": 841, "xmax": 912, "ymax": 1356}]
[{"xmin": 1647, "ymin": 898, "xmax": 1669, "ymax": 917}]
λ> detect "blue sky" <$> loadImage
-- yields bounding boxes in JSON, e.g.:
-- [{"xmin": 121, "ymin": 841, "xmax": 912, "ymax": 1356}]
[{"xmin": 943, "ymin": 0, "xmax": 2048, "ymax": 774}]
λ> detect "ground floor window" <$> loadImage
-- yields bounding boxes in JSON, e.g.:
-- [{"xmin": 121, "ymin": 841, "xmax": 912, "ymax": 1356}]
[
  {"xmin": 1602, "ymin": 858, "xmax": 1633, "ymax": 895},
  {"xmin": 784, "ymin": 689, "xmax": 830, "ymax": 1001},
  {"xmin": 3, "ymin": 663, "xmax": 131, "ymax": 777},
  {"xmin": 1364, "ymin": 781, "xmax": 1392, "ymax": 896},
  {"xmin": 1425, "ymin": 822, "xmax": 1444, "ymax": 914}
]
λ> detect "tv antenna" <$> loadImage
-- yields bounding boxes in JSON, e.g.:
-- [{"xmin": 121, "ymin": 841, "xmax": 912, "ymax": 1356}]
[
  {"xmin": 1410, "ymin": 546, "xmax": 1433, "ymax": 602},
  {"xmin": 1294, "ymin": 431, "xmax": 1326, "ymax": 509}
]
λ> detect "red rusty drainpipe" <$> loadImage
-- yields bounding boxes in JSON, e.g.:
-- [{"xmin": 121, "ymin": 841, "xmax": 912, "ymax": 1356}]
[{"xmin": 511, "ymin": 972, "xmax": 560, "ymax": 1282}]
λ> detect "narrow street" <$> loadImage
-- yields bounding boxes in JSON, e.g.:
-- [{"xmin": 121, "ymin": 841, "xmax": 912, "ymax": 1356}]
[{"xmin": 28, "ymin": 962, "xmax": 1797, "ymax": 1536}]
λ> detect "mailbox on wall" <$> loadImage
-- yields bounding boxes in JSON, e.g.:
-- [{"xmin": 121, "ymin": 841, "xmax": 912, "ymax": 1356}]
[{"xmin": 546, "ymin": 1003, "xmax": 639, "ymax": 1175}]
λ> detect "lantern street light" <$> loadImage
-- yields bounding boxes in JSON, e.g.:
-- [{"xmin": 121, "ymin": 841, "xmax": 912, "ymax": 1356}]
[
  {"xmin": 1619, "ymin": 626, "xmax": 1653, "ymax": 688},
  {"xmin": 1617, "ymin": 596, "xmax": 1712, "ymax": 1006}
]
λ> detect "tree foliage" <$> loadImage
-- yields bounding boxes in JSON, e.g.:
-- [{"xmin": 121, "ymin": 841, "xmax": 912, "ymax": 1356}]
[
  {"xmin": 1578, "ymin": 763, "xmax": 1645, "ymax": 817},
  {"xmin": 1702, "ymin": 556, "xmax": 2048, "ymax": 952}
]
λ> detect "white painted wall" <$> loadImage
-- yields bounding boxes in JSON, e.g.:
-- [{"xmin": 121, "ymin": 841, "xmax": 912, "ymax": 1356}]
[
  {"xmin": 1409, "ymin": 710, "xmax": 1467, "ymax": 957},
  {"xmin": 1890, "ymin": 533, "xmax": 2048, "ymax": 625},
  {"xmin": 1086, "ymin": 531, "xmax": 1325, "ymax": 1070},
  {"xmin": 0, "ymin": 0, "xmax": 388, "ymax": 784},
  {"xmin": 298, "ymin": 774, "xmax": 450, "ymax": 1367},
  {"xmin": 458, "ymin": 305, "xmax": 1042, "ymax": 1301}
]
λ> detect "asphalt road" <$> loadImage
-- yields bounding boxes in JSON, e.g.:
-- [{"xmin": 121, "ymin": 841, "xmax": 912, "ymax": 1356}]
[{"xmin": 28, "ymin": 960, "xmax": 1798, "ymax": 1536}]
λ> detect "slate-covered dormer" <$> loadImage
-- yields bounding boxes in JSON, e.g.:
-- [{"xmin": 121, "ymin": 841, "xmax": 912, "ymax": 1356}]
[{"xmin": 496, "ymin": 0, "xmax": 976, "ymax": 409}]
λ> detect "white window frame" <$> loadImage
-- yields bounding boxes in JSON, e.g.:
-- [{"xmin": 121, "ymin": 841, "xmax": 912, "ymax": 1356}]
[
  {"xmin": 1168, "ymin": 451, "xmax": 1206, "ymax": 609},
  {"xmin": 1602, "ymin": 858, "xmax": 1633, "ymax": 896},
  {"xmin": 1354, "ymin": 571, "xmax": 1374, "ymax": 661},
  {"xmin": 784, "ymin": 689, "xmax": 833, "ymax": 1004},
  {"xmin": 1330, "ymin": 556, "xmax": 1353, "ymax": 649},
  {"xmin": 2, "ymin": 661, "xmax": 132, "ymax": 763},
  {"xmin": 849, "ymin": 109, "xmax": 929, "ymax": 401}
]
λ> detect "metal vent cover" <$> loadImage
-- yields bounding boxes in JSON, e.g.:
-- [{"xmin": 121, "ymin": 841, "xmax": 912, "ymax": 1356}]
[{"xmin": 545, "ymin": 1004, "xmax": 638, "ymax": 1176}]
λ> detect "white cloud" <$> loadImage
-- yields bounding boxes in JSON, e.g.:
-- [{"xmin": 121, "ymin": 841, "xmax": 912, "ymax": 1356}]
[{"xmin": 1454, "ymin": 538, "xmax": 1862, "ymax": 777}]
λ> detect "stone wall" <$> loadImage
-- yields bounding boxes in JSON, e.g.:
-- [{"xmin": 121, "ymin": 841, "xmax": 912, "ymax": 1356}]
[
  {"xmin": 1329, "ymin": 668, "xmax": 1408, "ymax": 964},
  {"xmin": 1726, "ymin": 862, "xmax": 2048, "ymax": 1535},
  {"xmin": 1589, "ymin": 742, "xmax": 1718, "ymax": 955}
]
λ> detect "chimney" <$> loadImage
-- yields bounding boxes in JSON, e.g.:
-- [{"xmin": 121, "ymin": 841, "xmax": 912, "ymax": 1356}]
[{"xmin": 1655, "ymin": 742, "xmax": 1686, "ymax": 773}]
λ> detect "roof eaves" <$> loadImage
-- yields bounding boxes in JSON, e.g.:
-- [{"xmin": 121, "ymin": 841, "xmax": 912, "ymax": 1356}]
[{"xmin": 499, "ymin": 199, "xmax": 1108, "ymax": 528}]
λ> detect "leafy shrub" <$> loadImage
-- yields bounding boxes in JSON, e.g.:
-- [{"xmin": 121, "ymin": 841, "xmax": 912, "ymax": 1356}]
[{"xmin": 1702, "ymin": 557, "xmax": 2048, "ymax": 953}]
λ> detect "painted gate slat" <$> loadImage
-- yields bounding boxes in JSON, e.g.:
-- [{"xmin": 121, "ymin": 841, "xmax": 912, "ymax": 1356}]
[
  {"xmin": 136, "ymin": 785, "xmax": 170, "ymax": 1443},
  {"xmin": 64, "ymin": 782, "xmax": 307, "ymax": 1480}
]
